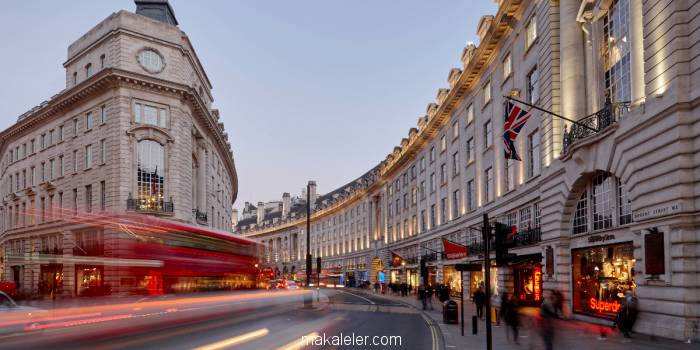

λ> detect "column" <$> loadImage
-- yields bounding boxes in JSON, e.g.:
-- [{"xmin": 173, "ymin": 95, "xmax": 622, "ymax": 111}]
[
  {"xmin": 560, "ymin": 0, "xmax": 586, "ymax": 121},
  {"xmin": 629, "ymin": 0, "xmax": 645, "ymax": 104}
]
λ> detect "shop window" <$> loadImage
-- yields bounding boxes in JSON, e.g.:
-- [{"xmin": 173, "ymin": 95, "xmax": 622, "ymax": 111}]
[
  {"xmin": 573, "ymin": 190, "xmax": 588, "ymax": 234},
  {"xmin": 571, "ymin": 243, "xmax": 635, "ymax": 318}
]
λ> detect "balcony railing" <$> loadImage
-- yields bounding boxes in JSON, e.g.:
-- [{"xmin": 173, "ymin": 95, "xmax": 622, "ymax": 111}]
[
  {"xmin": 562, "ymin": 100, "xmax": 630, "ymax": 154},
  {"xmin": 511, "ymin": 227, "xmax": 542, "ymax": 247},
  {"xmin": 193, "ymin": 209, "xmax": 208, "ymax": 224},
  {"xmin": 127, "ymin": 195, "xmax": 174, "ymax": 213}
]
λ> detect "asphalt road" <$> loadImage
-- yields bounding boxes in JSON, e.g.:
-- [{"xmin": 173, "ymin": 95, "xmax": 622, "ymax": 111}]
[{"xmin": 0, "ymin": 289, "xmax": 437, "ymax": 350}]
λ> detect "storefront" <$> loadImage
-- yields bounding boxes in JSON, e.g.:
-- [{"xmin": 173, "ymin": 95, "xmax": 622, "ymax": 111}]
[
  {"xmin": 571, "ymin": 242, "xmax": 636, "ymax": 319},
  {"xmin": 427, "ymin": 265, "xmax": 437, "ymax": 287},
  {"xmin": 513, "ymin": 265, "xmax": 542, "ymax": 306},
  {"xmin": 76, "ymin": 265, "xmax": 104, "ymax": 296},
  {"xmin": 443, "ymin": 265, "xmax": 462, "ymax": 297},
  {"xmin": 469, "ymin": 266, "xmax": 498, "ymax": 297},
  {"xmin": 39, "ymin": 263, "xmax": 63, "ymax": 296},
  {"xmin": 406, "ymin": 269, "xmax": 418, "ymax": 293},
  {"xmin": 389, "ymin": 270, "xmax": 400, "ymax": 283}
]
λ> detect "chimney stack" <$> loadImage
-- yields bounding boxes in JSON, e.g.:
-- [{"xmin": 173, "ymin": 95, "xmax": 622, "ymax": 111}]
[
  {"xmin": 282, "ymin": 193, "xmax": 291, "ymax": 217},
  {"xmin": 256, "ymin": 202, "xmax": 265, "ymax": 225},
  {"xmin": 308, "ymin": 180, "xmax": 317, "ymax": 209}
]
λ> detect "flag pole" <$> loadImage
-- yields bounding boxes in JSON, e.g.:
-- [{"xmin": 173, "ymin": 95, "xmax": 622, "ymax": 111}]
[{"xmin": 504, "ymin": 95, "xmax": 598, "ymax": 132}]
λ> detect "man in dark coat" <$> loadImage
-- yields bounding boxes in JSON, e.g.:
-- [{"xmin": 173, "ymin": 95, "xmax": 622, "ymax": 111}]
[{"xmin": 473, "ymin": 287, "xmax": 486, "ymax": 319}]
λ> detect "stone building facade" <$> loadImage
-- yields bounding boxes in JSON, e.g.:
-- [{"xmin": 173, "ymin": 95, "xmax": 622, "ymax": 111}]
[
  {"xmin": 0, "ymin": 1, "xmax": 237, "ymax": 298},
  {"xmin": 238, "ymin": 0, "xmax": 700, "ymax": 341}
]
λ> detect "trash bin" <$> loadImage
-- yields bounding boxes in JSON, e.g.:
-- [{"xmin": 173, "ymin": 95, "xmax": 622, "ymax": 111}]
[{"xmin": 443, "ymin": 300, "xmax": 459, "ymax": 324}]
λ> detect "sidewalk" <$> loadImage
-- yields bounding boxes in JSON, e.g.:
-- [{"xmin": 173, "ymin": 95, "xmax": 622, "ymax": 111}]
[{"xmin": 349, "ymin": 288, "xmax": 691, "ymax": 350}]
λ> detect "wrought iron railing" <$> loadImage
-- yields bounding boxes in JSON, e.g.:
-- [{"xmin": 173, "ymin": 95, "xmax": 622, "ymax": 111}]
[
  {"xmin": 511, "ymin": 227, "xmax": 542, "ymax": 247},
  {"xmin": 562, "ymin": 101, "xmax": 630, "ymax": 154},
  {"xmin": 193, "ymin": 209, "xmax": 208, "ymax": 224},
  {"xmin": 127, "ymin": 195, "xmax": 174, "ymax": 213}
]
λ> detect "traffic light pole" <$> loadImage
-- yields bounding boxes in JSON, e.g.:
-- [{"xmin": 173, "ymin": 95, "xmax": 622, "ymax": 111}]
[
  {"xmin": 304, "ymin": 182, "xmax": 313, "ymax": 308},
  {"xmin": 482, "ymin": 213, "xmax": 492, "ymax": 350}
]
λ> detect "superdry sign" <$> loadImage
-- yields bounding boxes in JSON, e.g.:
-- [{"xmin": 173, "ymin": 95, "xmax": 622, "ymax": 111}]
[{"xmin": 442, "ymin": 239, "xmax": 467, "ymax": 260}]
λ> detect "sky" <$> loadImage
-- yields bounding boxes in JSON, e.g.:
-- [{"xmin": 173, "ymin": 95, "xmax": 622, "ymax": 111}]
[{"xmin": 0, "ymin": 0, "xmax": 497, "ymax": 211}]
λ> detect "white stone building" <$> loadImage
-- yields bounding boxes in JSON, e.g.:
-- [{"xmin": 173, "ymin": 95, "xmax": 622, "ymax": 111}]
[
  {"xmin": 238, "ymin": 0, "xmax": 700, "ymax": 341},
  {"xmin": 0, "ymin": 1, "xmax": 238, "ymax": 297}
]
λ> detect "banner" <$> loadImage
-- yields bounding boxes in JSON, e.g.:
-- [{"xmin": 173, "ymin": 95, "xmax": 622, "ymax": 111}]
[{"xmin": 442, "ymin": 238, "xmax": 467, "ymax": 260}]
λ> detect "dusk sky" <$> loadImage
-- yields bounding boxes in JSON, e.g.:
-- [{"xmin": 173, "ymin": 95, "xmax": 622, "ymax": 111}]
[{"xmin": 0, "ymin": 0, "xmax": 497, "ymax": 210}]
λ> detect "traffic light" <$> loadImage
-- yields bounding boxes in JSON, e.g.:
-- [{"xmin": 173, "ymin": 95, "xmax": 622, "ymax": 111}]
[
  {"xmin": 494, "ymin": 222, "xmax": 516, "ymax": 265},
  {"xmin": 316, "ymin": 256, "xmax": 322, "ymax": 274}
]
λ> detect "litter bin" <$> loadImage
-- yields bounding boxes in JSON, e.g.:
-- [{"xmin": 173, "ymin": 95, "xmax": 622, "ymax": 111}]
[{"xmin": 443, "ymin": 300, "xmax": 459, "ymax": 324}]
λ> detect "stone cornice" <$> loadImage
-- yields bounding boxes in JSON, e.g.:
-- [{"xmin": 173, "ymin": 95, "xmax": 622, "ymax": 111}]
[{"xmin": 0, "ymin": 67, "xmax": 238, "ymax": 203}]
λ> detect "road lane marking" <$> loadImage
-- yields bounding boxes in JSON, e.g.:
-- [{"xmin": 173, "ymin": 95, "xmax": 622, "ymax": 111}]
[
  {"xmin": 420, "ymin": 313, "xmax": 438, "ymax": 350},
  {"xmin": 24, "ymin": 314, "xmax": 134, "ymax": 331},
  {"xmin": 191, "ymin": 328, "xmax": 269, "ymax": 350},
  {"xmin": 0, "ymin": 312, "xmax": 102, "ymax": 327},
  {"xmin": 275, "ymin": 332, "xmax": 319, "ymax": 350},
  {"xmin": 335, "ymin": 290, "xmax": 376, "ymax": 305}
]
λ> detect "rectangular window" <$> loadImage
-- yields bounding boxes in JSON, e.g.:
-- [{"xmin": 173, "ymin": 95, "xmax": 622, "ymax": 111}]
[
  {"xmin": 452, "ymin": 121, "xmax": 459, "ymax": 139},
  {"xmin": 22, "ymin": 144, "xmax": 26, "ymax": 158},
  {"xmin": 527, "ymin": 66, "xmax": 539, "ymax": 104},
  {"xmin": 440, "ymin": 163, "xmax": 447, "ymax": 184},
  {"xmin": 85, "ymin": 185, "xmax": 92, "ymax": 212},
  {"xmin": 519, "ymin": 207, "xmax": 532, "ymax": 231},
  {"xmin": 49, "ymin": 129, "xmax": 55, "ymax": 145},
  {"xmin": 86, "ymin": 112, "xmax": 94, "ymax": 130},
  {"xmin": 484, "ymin": 119, "xmax": 493, "ymax": 147},
  {"xmin": 49, "ymin": 158, "xmax": 55, "ymax": 180},
  {"xmin": 420, "ymin": 181, "xmax": 426, "ymax": 199},
  {"xmin": 430, "ymin": 204, "xmax": 436, "ymax": 228},
  {"xmin": 467, "ymin": 179, "xmax": 475, "ymax": 211},
  {"xmin": 101, "ymin": 105, "xmax": 106, "ymax": 124},
  {"xmin": 100, "ymin": 181, "xmax": 106, "ymax": 211},
  {"xmin": 411, "ymin": 165, "xmax": 416, "ymax": 179},
  {"xmin": 41, "ymin": 134, "xmax": 46, "ymax": 149},
  {"xmin": 22, "ymin": 170, "xmax": 26, "ymax": 189},
  {"xmin": 466, "ymin": 104, "xmax": 474, "ymax": 124},
  {"xmin": 573, "ymin": 190, "xmax": 588, "ymax": 234},
  {"xmin": 41, "ymin": 197, "xmax": 45, "ymax": 222},
  {"xmin": 133, "ymin": 103, "xmax": 141, "ymax": 123},
  {"xmin": 420, "ymin": 157, "xmax": 426, "ymax": 172},
  {"xmin": 485, "ymin": 167, "xmax": 494, "ymax": 203},
  {"xmin": 528, "ymin": 130, "xmax": 541, "ymax": 177},
  {"xmin": 85, "ymin": 145, "xmax": 92, "ymax": 169},
  {"xmin": 452, "ymin": 152, "xmax": 459, "ymax": 176},
  {"xmin": 420, "ymin": 210, "xmax": 426, "ymax": 232},
  {"xmin": 58, "ymin": 192, "xmax": 63, "ymax": 218},
  {"xmin": 30, "ymin": 139, "xmax": 35, "ymax": 154},
  {"xmin": 534, "ymin": 202, "xmax": 542, "ymax": 228},
  {"xmin": 403, "ymin": 193, "xmax": 408, "ymax": 209},
  {"xmin": 503, "ymin": 53, "xmax": 512, "ymax": 79},
  {"xmin": 467, "ymin": 137, "xmax": 475, "ymax": 162},
  {"xmin": 59, "ymin": 155, "xmax": 64, "ymax": 177},
  {"xmin": 429, "ymin": 147, "xmax": 436, "ymax": 163},
  {"xmin": 40, "ymin": 162, "xmax": 45, "ymax": 182},
  {"xmin": 73, "ymin": 118, "xmax": 78, "ymax": 135},
  {"xmin": 440, "ymin": 135, "xmax": 446, "ymax": 151},
  {"xmin": 452, "ymin": 189, "xmax": 460, "ymax": 219},
  {"xmin": 430, "ymin": 173, "xmax": 436, "ymax": 192},
  {"xmin": 85, "ymin": 63, "xmax": 92, "ymax": 77},
  {"xmin": 412, "ymin": 215, "xmax": 417, "ymax": 235},
  {"xmin": 440, "ymin": 197, "xmax": 447, "ymax": 224},
  {"xmin": 73, "ymin": 150, "xmax": 78, "ymax": 172},
  {"xmin": 100, "ymin": 139, "xmax": 106, "ymax": 164},
  {"xmin": 483, "ymin": 81, "xmax": 491, "ymax": 104},
  {"xmin": 603, "ymin": 0, "xmax": 631, "ymax": 103},
  {"xmin": 30, "ymin": 167, "xmax": 35, "ymax": 186},
  {"xmin": 73, "ymin": 188, "xmax": 78, "ymax": 212},
  {"xmin": 59, "ymin": 125, "xmax": 65, "ymax": 142},
  {"xmin": 526, "ymin": 15, "xmax": 537, "ymax": 48},
  {"xmin": 411, "ymin": 187, "xmax": 417, "ymax": 205}
]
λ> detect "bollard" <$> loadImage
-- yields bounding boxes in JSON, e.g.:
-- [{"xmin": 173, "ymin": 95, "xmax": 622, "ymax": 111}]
[{"xmin": 472, "ymin": 315, "xmax": 478, "ymax": 334}]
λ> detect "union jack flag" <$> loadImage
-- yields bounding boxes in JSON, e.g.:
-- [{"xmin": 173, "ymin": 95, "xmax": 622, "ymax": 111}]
[{"xmin": 503, "ymin": 100, "xmax": 531, "ymax": 161}]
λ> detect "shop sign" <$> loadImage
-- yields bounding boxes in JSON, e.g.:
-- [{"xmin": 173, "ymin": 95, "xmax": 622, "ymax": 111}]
[
  {"xmin": 442, "ymin": 238, "xmax": 467, "ymax": 260},
  {"xmin": 533, "ymin": 268, "xmax": 542, "ymax": 301},
  {"xmin": 589, "ymin": 298, "xmax": 620, "ymax": 313},
  {"xmin": 632, "ymin": 203, "xmax": 681, "ymax": 221},
  {"xmin": 587, "ymin": 234, "xmax": 615, "ymax": 244}
]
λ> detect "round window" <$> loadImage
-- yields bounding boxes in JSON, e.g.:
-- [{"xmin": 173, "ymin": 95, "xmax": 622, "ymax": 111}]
[{"xmin": 138, "ymin": 49, "xmax": 164, "ymax": 73}]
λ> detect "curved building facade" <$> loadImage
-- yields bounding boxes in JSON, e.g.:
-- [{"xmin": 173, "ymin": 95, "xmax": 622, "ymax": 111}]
[
  {"xmin": 237, "ymin": 0, "xmax": 700, "ymax": 341},
  {"xmin": 0, "ymin": 2, "xmax": 237, "ymax": 297}
]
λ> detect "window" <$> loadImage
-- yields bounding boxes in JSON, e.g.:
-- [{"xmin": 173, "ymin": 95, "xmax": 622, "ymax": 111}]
[
  {"xmin": 402, "ymin": 173, "xmax": 408, "ymax": 187},
  {"xmin": 420, "ymin": 157, "xmax": 426, "ymax": 172},
  {"xmin": 534, "ymin": 202, "xmax": 542, "ymax": 227},
  {"xmin": 452, "ymin": 121, "xmax": 459, "ymax": 139},
  {"xmin": 49, "ymin": 159, "xmax": 55, "ymax": 180},
  {"xmin": 41, "ymin": 197, "xmax": 45, "ymax": 222},
  {"xmin": 40, "ymin": 162, "xmax": 45, "ymax": 182},
  {"xmin": 618, "ymin": 182, "xmax": 632, "ymax": 225},
  {"xmin": 485, "ymin": 167, "xmax": 494, "ymax": 203},
  {"xmin": 420, "ymin": 210, "xmax": 426, "ymax": 232},
  {"xmin": 85, "ymin": 144, "xmax": 93, "ymax": 169},
  {"xmin": 49, "ymin": 129, "xmax": 55, "ymax": 145},
  {"xmin": 73, "ymin": 118, "xmax": 78, "ymax": 135},
  {"xmin": 59, "ymin": 125, "xmax": 65, "ymax": 142},
  {"xmin": 100, "ymin": 181, "xmax": 106, "ymax": 211},
  {"xmin": 411, "ymin": 187, "xmax": 417, "ymax": 205},
  {"xmin": 30, "ymin": 139, "xmax": 35, "ymax": 154},
  {"xmin": 133, "ymin": 103, "xmax": 168, "ymax": 128},
  {"xmin": 85, "ymin": 185, "xmax": 92, "ymax": 213},
  {"xmin": 484, "ymin": 119, "xmax": 493, "ymax": 147},
  {"xmin": 41, "ymin": 134, "xmax": 46, "ymax": 149},
  {"xmin": 440, "ymin": 197, "xmax": 447, "ymax": 224},
  {"xmin": 101, "ymin": 105, "xmax": 106, "ymax": 124},
  {"xmin": 411, "ymin": 165, "xmax": 416, "ymax": 179},
  {"xmin": 137, "ymin": 140, "xmax": 165, "ymax": 210},
  {"xmin": 573, "ymin": 190, "xmax": 588, "ymax": 234},
  {"xmin": 430, "ymin": 204, "xmax": 436, "ymax": 228},
  {"xmin": 22, "ymin": 170, "xmax": 26, "ymax": 189},
  {"xmin": 73, "ymin": 72, "xmax": 77, "ymax": 85},
  {"xmin": 420, "ymin": 181, "xmax": 426, "ymax": 199},
  {"xmin": 526, "ymin": 15, "xmax": 538, "ymax": 48},
  {"xmin": 403, "ymin": 194, "xmax": 408, "ymax": 209},
  {"xmin": 466, "ymin": 104, "xmax": 474, "ymax": 124},
  {"xmin": 519, "ymin": 207, "xmax": 532, "ymax": 231},
  {"xmin": 73, "ymin": 188, "xmax": 78, "ymax": 212},
  {"xmin": 592, "ymin": 173, "xmax": 613, "ymax": 230},
  {"xmin": 483, "ymin": 81, "xmax": 491, "ymax": 104},
  {"xmin": 467, "ymin": 137, "xmax": 475, "ymax": 162},
  {"xmin": 452, "ymin": 189, "xmax": 460, "ymax": 219},
  {"xmin": 603, "ymin": 0, "xmax": 631, "ymax": 103},
  {"xmin": 100, "ymin": 54, "xmax": 106, "ymax": 69},
  {"xmin": 528, "ymin": 131, "xmax": 541, "ymax": 177},
  {"xmin": 452, "ymin": 152, "xmax": 459, "ymax": 176},
  {"xmin": 440, "ymin": 135, "xmax": 446, "ymax": 151},
  {"xmin": 440, "ymin": 164, "xmax": 447, "ymax": 184},
  {"xmin": 412, "ymin": 215, "xmax": 417, "ymax": 235},
  {"xmin": 467, "ymin": 179, "xmax": 475, "ymax": 211},
  {"xmin": 505, "ymin": 159, "xmax": 515, "ymax": 191},
  {"xmin": 527, "ymin": 66, "xmax": 539, "ymax": 104},
  {"xmin": 30, "ymin": 167, "xmax": 35, "ymax": 186},
  {"xmin": 100, "ymin": 139, "xmax": 106, "ymax": 164},
  {"xmin": 429, "ymin": 147, "xmax": 436, "ymax": 163},
  {"xmin": 22, "ymin": 144, "xmax": 26, "ymax": 158},
  {"xmin": 503, "ymin": 53, "xmax": 512, "ymax": 79},
  {"xmin": 86, "ymin": 112, "xmax": 94, "ymax": 130},
  {"xmin": 138, "ymin": 49, "xmax": 163, "ymax": 72},
  {"xmin": 59, "ymin": 155, "xmax": 64, "ymax": 177},
  {"xmin": 58, "ymin": 192, "xmax": 63, "ymax": 218},
  {"xmin": 85, "ymin": 63, "xmax": 92, "ymax": 78},
  {"xmin": 430, "ymin": 173, "xmax": 436, "ymax": 192},
  {"xmin": 73, "ymin": 150, "xmax": 78, "ymax": 173}
]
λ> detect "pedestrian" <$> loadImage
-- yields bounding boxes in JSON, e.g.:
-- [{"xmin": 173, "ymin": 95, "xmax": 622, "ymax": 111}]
[
  {"xmin": 491, "ymin": 292, "xmax": 502, "ymax": 325},
  {"xmin": 374, "ymin": 282, "xmax": 380, "ymax": 294},
  {"xmin": 418, "ymin": 284, "xmax": 427, "ymax": 310},
  {"xmin": 426, "ymin": 285, "xmax": 434, "ymax": 310},
  {"xmin": 615, "ymin": 291, "xmax": 638, "ymax": 340},
  {"xmin": 503, "ymin": 294, "xmax": 520, "ymax": 344},
  {"xmin": 473, "ymin": 287, "xmax": 486, "ymax": 319},
  {"xmin": 540, "ymin": 293, "xmax": 557, "ymax": 350}
]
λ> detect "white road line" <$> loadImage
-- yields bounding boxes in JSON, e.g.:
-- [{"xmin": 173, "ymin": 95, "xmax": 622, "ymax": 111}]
[
  {"xmin": 276, "ymin": 331, "xmax": 319, "ymax": 350},
  {"xmin": 190, "ymin": 328, "xmax": 269, "ymax": 350},
  {"xmin": 335, "ymin": 290, "xmax": 376, "ymax": 305}
]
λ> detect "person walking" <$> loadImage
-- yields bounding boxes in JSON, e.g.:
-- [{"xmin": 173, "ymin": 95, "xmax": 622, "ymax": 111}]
[
  {"xmin": 426, "ymin": 285, "xmax": 434, "ymax": 310},
  {"xmin": 502, "ymin": 294, "xmax": 520, "ymax": 344},
  {"xmin": 418, "ymin": 284, "xmax": 427, "ymax": 310},
  {"xmin": 540, "ymin": 293, "xmax": 558, "ymax": 350},
  {"xmin": 615, "ymin": 291, "xmax": 638, "ymax": 340},
  {"xmin": 473, "ymin": 287, "xmax": 486, "ymax": 319}
]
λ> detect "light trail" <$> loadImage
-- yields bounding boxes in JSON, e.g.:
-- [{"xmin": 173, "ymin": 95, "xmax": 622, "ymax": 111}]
[
  {"xmin": 190, "ymin": 328, "xmax": 269, "ymax": 350},
  {"xmin": 276, "ymin": 332, "xmax": 319, "ymax": 350}
]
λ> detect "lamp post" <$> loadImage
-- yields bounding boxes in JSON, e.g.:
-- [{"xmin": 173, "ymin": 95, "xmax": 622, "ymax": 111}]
[{"xmin": 304, "ymin": 181, "xmax": 313, "ymax": 308}]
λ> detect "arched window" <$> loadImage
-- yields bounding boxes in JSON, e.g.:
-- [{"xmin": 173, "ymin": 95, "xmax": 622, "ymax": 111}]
[
  {"xmin": 571, "ymin": 172, "xmax": 631, "ymax": 234},
  {"xmin": 137, "ymin": 140, "xmax": 165, "ymax": 210}
]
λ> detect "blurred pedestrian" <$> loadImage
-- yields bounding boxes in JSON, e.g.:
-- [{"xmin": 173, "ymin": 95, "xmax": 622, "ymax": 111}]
[
  {"xmin": 473, "ymin": 287, "xmax": 486, "ymax": 319},
  {"xmin": 492, "ymin": 292, "xmax": 502, "ymax": 325},
  {"xmin": 418, "ymin": 284, "xmax": 427, "ymax": 310},
  {"xmin": 502, "ymin": 294, "xmax": 520, "ymax": 344},
  {"xmin": 615, "ymin": 291, "xmax": 638, "ymax": 339},
  {"xmin": 540, "ymin": 293, "xmax": 558, "ymax": 350},
  {"xmin": 426, "ymin": 285, "xmax": 434, "ymax": 310}
]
